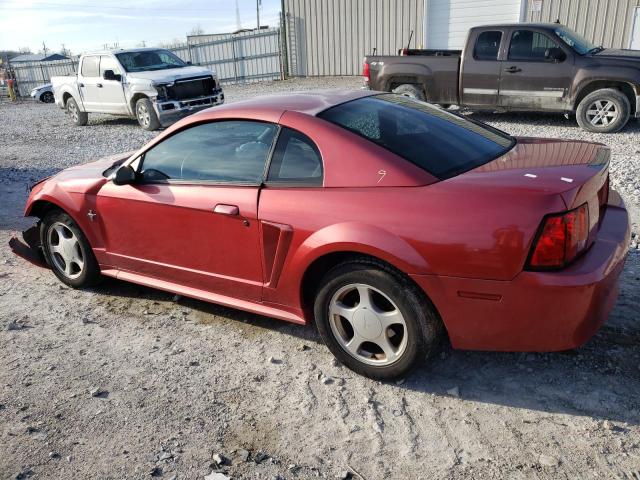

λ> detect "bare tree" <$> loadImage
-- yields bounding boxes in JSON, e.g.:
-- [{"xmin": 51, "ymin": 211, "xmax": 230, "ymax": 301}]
[{"xmin": 188, "ymin": 24, "xmax": 205, "ymax": 36}]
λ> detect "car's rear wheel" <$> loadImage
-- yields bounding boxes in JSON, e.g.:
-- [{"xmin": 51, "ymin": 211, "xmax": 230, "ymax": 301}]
[
  {"xmin": 136, "ymin": 98, "xmax": 161, "ymax": 131},
  {"xmin": 314, "ymin": 258, "xmax": 442, "ymax": 380},
  {"xmin": 41, "ymin": 210, "xmax": 101, "ymax": 288},
  {"xmin": 66, "ymin": 97, "xmax": 88, "ymax": 126},
  {"xmin": 40, "ymin": 91, "xmax": 54, "ymax": 103},
  {"xmin": 576, "ymin": 88, "xmax": 630, "ymax": 133}
]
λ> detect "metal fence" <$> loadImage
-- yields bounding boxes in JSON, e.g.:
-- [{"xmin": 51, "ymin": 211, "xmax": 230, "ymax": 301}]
[{"xmin": 11, "ymin": 27, "xmax": 284, "ymax": 97}]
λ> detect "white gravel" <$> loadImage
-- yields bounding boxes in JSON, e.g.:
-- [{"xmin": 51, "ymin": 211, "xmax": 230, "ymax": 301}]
[{"xmin": 1, "ymin": 77, "xmax": 639, "ymax": 479}]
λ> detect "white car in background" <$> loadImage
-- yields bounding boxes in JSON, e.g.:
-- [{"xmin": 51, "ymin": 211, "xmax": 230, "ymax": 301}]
[{"xmin": 30, "ymin": 83, "xmax": 55, "ymax": 103}]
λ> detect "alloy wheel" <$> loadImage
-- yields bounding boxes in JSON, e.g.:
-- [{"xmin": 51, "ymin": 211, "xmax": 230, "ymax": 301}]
[
  {"xmin": 137, "ymin": 102, "xmax": 151, "ymax": 127},
  {"xmin": 47, "ymin": 222, "xmax": 84, "ymax": 279},
  {"xmin": 586, "ymin": 100, "xmax": 618, "ymax": 127},
  {"xmin": 328, "ymin": 283, "xmax": 408, "ymax": 366}
]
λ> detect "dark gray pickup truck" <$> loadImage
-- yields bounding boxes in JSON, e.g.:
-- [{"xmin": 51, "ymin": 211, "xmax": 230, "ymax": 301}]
[{"xmin": 364, "ymin": 23, "xmax": 640, "ymax": 133}]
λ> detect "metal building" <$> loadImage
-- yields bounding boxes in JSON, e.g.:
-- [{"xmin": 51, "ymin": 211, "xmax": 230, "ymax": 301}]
[{"xmin": 283, "ymin": 0, "xmax": 640, "ymax": 76}]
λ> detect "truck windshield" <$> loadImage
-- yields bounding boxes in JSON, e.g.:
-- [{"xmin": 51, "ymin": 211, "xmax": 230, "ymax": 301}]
[
  {"xmin": 554, "ymin": 26, "xmax": 597, "ymax": 55},
  {"xmin": 318, "ymin": 94, "xmax": 515, "ymax": 180},
  {"xmin": 115, "ymin": 50, "xmax": 187, "ymax": 72}
]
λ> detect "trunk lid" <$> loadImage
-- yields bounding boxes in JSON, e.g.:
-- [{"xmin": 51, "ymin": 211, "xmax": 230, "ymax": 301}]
[{"xmin": 472, "ymin": 137, "xmax": 610, "ymax": 239}]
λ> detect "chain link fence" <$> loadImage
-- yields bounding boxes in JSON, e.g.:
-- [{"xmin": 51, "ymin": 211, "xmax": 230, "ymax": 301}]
[{"xmin": 10, "ymin": 27, "xmax": 285, "ymax": 97}]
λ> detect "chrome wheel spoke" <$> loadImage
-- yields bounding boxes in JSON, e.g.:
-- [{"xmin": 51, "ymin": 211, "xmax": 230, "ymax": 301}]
[
  {"xmin": 328, "ymin": 283, "xmax": 408, "ymax": 367},
  {"xmin": 47, "ymin": 222, "xmax": 84, "ymax": 279}
]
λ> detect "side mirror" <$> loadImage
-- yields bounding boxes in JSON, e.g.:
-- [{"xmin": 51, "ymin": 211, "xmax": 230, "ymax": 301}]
[
  {"xmin": 113, "ymin": 165, "xmax": 136, "ymax": 185},
  {"xmin": 545, "ymin": 48, "xmax": 566, "ymax": 62},
  {"xmin": 186, "ymin": 61, "xmax": 192, "ymax": 65},
  {"xmin": 103, "ymin": 69, "xmax": 121, "ymax": 81}
]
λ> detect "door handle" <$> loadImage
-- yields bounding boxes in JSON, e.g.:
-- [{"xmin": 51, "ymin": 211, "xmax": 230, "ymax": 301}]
[
  {"xmin": 504, "ymin": 66, "xmax": 522, "ymax": 73},
  {"xmin": 97, "ymin": 83, "xmax": 103, "ymax": 88},
  {"xmin": 213, "ymin": 204, "xmax": 239, "ymax": 216}
]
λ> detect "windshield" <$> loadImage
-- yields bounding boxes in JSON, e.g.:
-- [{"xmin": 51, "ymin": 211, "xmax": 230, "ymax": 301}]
[
  {"xmin": 554, "ymin": 26, "xmax": 598, "ymax": 55},
  {"xmin": 318, "ymin": 94, "xmax": 515, "ymax": 180},
  {"xmin": 115, "ymin": 49, "xmax": 187, "ymax": 72}
]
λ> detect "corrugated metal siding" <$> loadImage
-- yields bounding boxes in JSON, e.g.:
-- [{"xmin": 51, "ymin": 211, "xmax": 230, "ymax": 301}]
[
  {"xmin": 526, "ymin": 0, "xmax": 640, "ymax": 48},
  {"xmin": 284, "ymin": 0, "xmax": 425, "ymax": 76}
]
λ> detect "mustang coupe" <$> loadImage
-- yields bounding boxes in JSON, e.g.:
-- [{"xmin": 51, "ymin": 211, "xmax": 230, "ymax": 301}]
[{"xmin": 17, "ymin": 90, "xmax": 630, "ymax": 379}]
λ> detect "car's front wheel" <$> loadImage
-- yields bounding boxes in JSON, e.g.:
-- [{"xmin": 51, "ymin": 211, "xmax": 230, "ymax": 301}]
[
  {"xmin": 40, "ymin": 91, "xmax": 54, "ymax": 103},
  {"xmin": 314, "ymin": 258, "xmax": 442, "ymax": 380},
  {"xmin": 41, "ymin": 210, "xmax": 101, "ymax": 288},
  {"xmin": 135, "ymin": 98, "xmax": 161, "ymax": 131},
  {"xmin": 576, "ymin": 88, "xmax": 630, "ymax": 133}
]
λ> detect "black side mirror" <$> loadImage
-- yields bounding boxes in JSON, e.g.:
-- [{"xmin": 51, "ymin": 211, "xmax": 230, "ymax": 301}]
[
  {"xmin": 103, "ymin": 69, "xmax": 121, "ymax": 81},
  {"xmin": 545, "ymin": 48, "xmax": 566, "ymax": 62},
  {"xmin": 113, "ymin": 165, "xmax": 136, "ymax": 185}
]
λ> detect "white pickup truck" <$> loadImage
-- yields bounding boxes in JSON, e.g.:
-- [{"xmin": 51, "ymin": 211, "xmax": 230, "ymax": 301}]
[{"xmin": 52, "ymin": 48, "xmax": 224, "ymax": 130}]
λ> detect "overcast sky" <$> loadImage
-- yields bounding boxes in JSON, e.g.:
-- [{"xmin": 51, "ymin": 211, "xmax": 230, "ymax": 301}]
[{"xmin": 0, "ymin": 0, "xmax": 281, "ymax": 54}]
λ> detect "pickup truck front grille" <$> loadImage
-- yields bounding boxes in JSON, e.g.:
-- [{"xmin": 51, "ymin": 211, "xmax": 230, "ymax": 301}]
[{"xmin": 167, "ymin": 76, "xmax": 215, "ymax": 100}]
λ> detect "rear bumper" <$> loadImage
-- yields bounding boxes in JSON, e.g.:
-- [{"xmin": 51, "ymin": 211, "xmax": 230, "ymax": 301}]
[
  {"xmin": 154, "ymin": 88, "xmax": 224, "ymax": 127},
  {"xmin": 412, "ymin": 190, "xmax": 631, "ymax": 351}
]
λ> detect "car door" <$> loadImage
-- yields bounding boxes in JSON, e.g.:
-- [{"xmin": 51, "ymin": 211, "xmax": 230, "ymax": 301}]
[
  {"xmin": 499, "ymin": 28, "xmax": 574, "ymax": 110},
  {"xmin": 98, "ymin": 55, "xmax": 128, "ymax": 114},
  {"xmin": 95, "ymin": 120, "xmax": 279, "ymax": 302},
  {"xmin": 460, "ymin": 29, "xmax": 506, "ymax": 107},
  {"xmin": 78, "ymin": 56, "xmax": 102, "ymax": 111}
]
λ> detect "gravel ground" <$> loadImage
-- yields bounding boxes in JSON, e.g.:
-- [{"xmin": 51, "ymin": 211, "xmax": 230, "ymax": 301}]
[{"xmin": 1, "ymin": 77, "xmax": 639, "ymax": 480}]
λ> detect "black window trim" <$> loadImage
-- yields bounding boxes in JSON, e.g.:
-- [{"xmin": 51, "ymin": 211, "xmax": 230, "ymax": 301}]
[
  {"xmin": 133, "ymin": 119, "xmax": 282, "ymax": 187},
  {"xmin": 472, "ymin": 29, "xmax": 505, "ymax": 62},
  {"xmin": 263, "ymin": 127, "xmax": 324, "ymax": 188},
  {"xmin": 506, "ymin": 28, "xmax": 568, "ymax": 63}
]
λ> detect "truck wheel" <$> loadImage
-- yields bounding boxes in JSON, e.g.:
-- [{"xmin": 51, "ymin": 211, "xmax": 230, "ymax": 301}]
[
  {"xmin": 136, "ymin": 98, "xmax": 161, "ymax": 131},
  {"xmin": 576, "ymin": 88, "xmax": 630, "ymax": 133},
  {"xmin": 392, "ymin": 84, "xmax": 426, "ymax": 102},
  {"xmin": 66, "ymin": 97, "xmax": 88, "ymax": 126},
  {"xmin": 40, "ymin": 91, "xmax": 54, "ymax": 103}
]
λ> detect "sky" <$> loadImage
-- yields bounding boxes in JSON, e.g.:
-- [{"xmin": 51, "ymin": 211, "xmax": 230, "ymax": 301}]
[{"xmin": 0, "ymin": 0, "xmax": 282, "ymax": 54}]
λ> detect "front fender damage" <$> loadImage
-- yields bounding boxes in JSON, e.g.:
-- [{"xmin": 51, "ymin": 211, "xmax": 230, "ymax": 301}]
[{"xmin": 9, "ymin": 223, "xmax": 47, "ymax": 268}]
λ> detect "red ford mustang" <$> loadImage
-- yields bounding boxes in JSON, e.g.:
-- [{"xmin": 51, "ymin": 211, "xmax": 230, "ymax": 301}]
[{"xmin": 17, "ymin": 90, "xmax": 630, "ymax": 379}]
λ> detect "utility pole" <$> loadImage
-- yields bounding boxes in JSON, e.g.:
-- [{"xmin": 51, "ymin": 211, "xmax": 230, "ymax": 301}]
[
  {"xmin": 235, "ymin": 0, "xmax": 241, "ymax": 31},
  {"xmin": 42, "ymin": 41, "xmax": 48, "ymax": 56},
  {"xmin": 256, "ymin": 0, "xmax": 261, "ymax": 29}
]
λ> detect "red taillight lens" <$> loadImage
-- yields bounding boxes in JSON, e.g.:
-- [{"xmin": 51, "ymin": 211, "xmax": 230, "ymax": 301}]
[
  {"xmin": 362, "ymin": 61, "xmax": 370, "ymax": 83},
  {"xmin": 528, "ymin": 203, "xmax": 589, "ymax": 270}
]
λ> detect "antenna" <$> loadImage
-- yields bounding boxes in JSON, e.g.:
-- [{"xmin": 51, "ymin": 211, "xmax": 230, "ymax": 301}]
[{"xmin": 406, "ymin": 30, "xmax": 414, "ymax": 51}]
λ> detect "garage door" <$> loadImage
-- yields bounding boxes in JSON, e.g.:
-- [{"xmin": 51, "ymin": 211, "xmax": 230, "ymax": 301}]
[{"xmin": 426, "ymin": 0, "xmax": 523, "ymax": 49}]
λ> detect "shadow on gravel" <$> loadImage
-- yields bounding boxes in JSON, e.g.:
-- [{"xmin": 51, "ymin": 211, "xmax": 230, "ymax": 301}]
[{"xmin": 77, "ymin": 253, "xmax": 640, "ymax": 426}]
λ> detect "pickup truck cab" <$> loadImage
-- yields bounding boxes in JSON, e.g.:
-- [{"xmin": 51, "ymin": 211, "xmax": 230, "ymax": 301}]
[
  {"xmin": 364, "ymin": 23, "xmax": 640, "ymax": 133},
  {"xmin": 52, "ymin": 48, "xmax": 224, "ymax": 130}
]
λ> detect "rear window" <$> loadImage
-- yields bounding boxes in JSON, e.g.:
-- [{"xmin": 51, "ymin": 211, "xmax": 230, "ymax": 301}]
[{"xmin": 317, "ymin": 94, "xmax": 514, "ymax": 179}]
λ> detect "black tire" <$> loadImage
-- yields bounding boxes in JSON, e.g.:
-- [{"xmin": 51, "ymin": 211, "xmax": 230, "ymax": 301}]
[
  {"xmin": 66, "ymin": 97, "xmax": 88, "ymax": 126},
  {"xmin": 40, "ymin": 210, "xmax": 101, "ymax": 288},
  {"xmin": 135, "ymin": 97, "xmax": 161, "ymax": 131},
  {"xmin": 314, "ymin": 258, "xmax": 442, "ymax": 380},
  {"xmin": 576, "ymin": 88, "xmax": 630, "ymax": 133},
  {"xmin": 40, "ymin": 91, "xmax": 54, "ymax": 103},
  {"xmin": 392, "ymin": 84, "xmax": 426, "ymax": 101}
]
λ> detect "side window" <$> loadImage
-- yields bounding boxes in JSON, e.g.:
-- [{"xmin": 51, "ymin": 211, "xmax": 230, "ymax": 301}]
[
  {"xmin": 267, "ymin": 128, "xmax": 322, "ymax": 185},
  {"xmin": 508, "ymin": 30, "xmax": 561, "ymax": 61},
  {"xmin": 140, "ymin": 121, "xmax": 277, "ymax": 184},
  {"xmin": 99, "ymin": 56, "xmax": 121, "ymax": 76},
  {"xmin": 473, "ymin": 31, "xmax": 502, "ymax": 60},
  {"xmin": 81, "ymin": 56, "xmax": 99, "ymax": 77}
]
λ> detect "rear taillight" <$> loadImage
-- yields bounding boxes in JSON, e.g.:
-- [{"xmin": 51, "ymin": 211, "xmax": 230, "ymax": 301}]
[
  {"xmin": 362, "ymin": 61, "xmax": 370, "ymax": 85},
  {"xmin": 527, "ymin": 203, "xmax": 589, "ymax": 270}
]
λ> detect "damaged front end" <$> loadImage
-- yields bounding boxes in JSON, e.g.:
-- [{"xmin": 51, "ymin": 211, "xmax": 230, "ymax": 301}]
[{"xmin": 9, "ymin": 223, "xmax": 47, "ymax": 268}]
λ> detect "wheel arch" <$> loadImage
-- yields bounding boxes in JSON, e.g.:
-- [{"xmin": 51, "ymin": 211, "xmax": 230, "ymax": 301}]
[
  {"xmin": 129, "ymin": 93, "xmax": 149, "ymax": 113},
  {"xmin": 573, "ymin": 80, "xmax": 637, "ymax": 114}
]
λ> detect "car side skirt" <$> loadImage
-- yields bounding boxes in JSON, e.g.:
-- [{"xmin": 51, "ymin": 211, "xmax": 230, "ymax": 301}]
[{"xmin": 100, "ymin": 268, "xmax": 307, "ymax": 325}]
